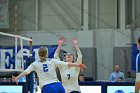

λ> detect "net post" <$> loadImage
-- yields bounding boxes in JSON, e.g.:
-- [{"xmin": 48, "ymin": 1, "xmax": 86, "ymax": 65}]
[{"xmin": 15, "ymin": 36, "xmax": 18, "ymax": 69}]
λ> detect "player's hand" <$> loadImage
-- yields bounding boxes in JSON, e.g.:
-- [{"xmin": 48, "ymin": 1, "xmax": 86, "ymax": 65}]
[
  {"xmin": 12, "ymin": 75, "xmax": 18, "ymax": 85},
  {"xmin": 58, "ymin": 37, "xmax": 65, "ymax": 45},
  {"xmin": 72, "ymin": 38, "xmax": 78, "ymax": 45},
  {"xmin": 79, "ymin": 64, "xmax": 87, "ymax": 72}
]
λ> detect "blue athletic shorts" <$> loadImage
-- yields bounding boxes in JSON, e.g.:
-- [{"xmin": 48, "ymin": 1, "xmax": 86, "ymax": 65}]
[
  {"xmin": 70, "ymin": 91, "xmax": 80, "ymax": 93},
  {"xmin": 41, "ymin": 82, "xmax": 65, "ymax": 93}
]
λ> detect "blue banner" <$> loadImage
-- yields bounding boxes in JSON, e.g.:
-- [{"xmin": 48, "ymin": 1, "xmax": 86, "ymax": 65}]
[{"xmin": 0, "ymin": 45, "xmax": 57, "ymax": 69}]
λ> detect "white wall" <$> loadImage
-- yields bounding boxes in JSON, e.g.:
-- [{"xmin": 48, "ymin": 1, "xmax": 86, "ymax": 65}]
[
  {"xmin": 77, "ymin": 30, "xmax": 95, "ymax": 47},
  {"xmin": 95, "ymin": 29, "xmax": 114, "ymax": 80},
  {"xmin": 8, "ymin": 0, "xmax": 121, "ymax": 31},
  {"xmin": 17, "ymin": 30, "xmax": 77, "ymax": 53},
  {"xmin": 98, "ymin": 0, "xmax": 117, "ymax": 28},
  {"xmin": 39, "ymin": 0, "xmax": 81, "ymax": 30},
  {"xmin": 95, "ymin": 29, "xmax": 131, "ymax": 80},
  {"xmin": 114, "ymin": 29, "xmax": 131, "ymax": 47},
  {"xmin": 136, "ymin": 0, "xmax": 140, "ymax": 27}
]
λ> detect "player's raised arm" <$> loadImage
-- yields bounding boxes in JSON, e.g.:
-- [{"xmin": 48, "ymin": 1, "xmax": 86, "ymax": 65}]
[
  {"xmin": 72, "ymin": 38, "xmax": 80, "ymax": 52},
  {"xmin": 54, "ymin": 37, "xmax": 65, "ymax": 59},
  {"xmin": 72, "ymin": 38, "xmax": 82, "ymax": 64}
]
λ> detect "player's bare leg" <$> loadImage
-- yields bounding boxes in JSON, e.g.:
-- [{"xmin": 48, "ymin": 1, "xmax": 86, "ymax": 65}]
[{"xmin": 135, "ymin": 82, "xmax": 140, "ymax": 93}]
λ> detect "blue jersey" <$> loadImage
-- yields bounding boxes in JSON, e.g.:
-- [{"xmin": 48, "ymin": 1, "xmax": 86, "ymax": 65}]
[{"xmin": 132, "ymin": 44, "xmax": 139, "ymax": 71}]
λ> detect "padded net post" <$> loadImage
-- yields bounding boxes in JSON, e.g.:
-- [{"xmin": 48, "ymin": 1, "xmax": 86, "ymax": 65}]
[{"xmin": 0, "ymin": 32, "xmax": 32, "ymax": 73}]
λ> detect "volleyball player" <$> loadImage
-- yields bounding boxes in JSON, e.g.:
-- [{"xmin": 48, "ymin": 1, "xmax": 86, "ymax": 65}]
[
  {"xmin": 135, "ymin": 36, "xmax": 140, "ymax": 93},
  {"xmin": 54, "ymin": 37, "xmax": 83, "ymax": 93},
  {"xmin": 12, "ymin": 46, "xmax": 86, "ymax": 93}
]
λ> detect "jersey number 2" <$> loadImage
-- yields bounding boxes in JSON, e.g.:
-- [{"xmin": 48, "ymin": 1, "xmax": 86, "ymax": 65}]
[{"xmin": 43, "ymin": 64, "xmax": 48, "ymax": 72}]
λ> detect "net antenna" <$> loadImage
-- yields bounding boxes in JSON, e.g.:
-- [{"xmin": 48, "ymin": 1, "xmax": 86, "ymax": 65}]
[{"xmin": 0, "ymin": 32, "xmax": 32, "ymax": 72}]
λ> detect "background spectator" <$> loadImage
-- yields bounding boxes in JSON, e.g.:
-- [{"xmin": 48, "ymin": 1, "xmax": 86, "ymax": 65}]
[{"xmin": 109, "ymin": 65, "xmax": 125, "ymax": 82}]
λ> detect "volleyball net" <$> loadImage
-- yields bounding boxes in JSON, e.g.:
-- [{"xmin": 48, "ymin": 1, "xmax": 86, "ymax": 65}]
[{"xmin": 0, "ymin": 32, "xmax": 32, "ymax": 72}]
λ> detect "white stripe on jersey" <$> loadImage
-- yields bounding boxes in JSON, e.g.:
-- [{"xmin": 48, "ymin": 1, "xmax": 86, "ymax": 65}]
[{"xmin": 136, "ymin": 53, "xmax": 140, "ymax": 73}]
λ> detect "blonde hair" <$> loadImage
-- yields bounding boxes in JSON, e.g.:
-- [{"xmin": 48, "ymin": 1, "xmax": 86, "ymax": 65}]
[{"xmin": 38, "ymin": 46, "xmax": 48, "ymax": 62}]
